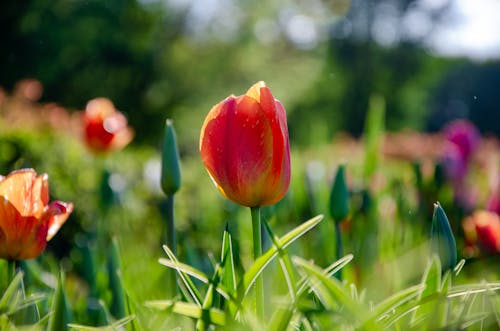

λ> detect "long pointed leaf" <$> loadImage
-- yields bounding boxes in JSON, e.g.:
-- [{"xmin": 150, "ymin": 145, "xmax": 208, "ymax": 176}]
[
  {"xmin": 145, "ymin": 301, "xmax": 225, "ymax": 326},
  {"xmin": 293, "ymin": 257, "xmax": 382, "ymax": 331},
  {"xmin": 241, "ymin": 215, "xmax": 323, "ymax": 298},
  {"xmin": 162, "ymin": 245, "xmax": 203, "ymax": 305}
]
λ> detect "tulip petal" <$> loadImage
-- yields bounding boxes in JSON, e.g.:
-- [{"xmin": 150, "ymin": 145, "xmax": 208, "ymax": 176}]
[
  {"xmin": 254, "ymin": 87, "xmax": 290, "ymax": 205},
  {"xmin": 0, "ymin": 196, "xmax": 47, "ymax": 260},
  {"xmin": 0, "ymin": 169, "xmax": 46, "ymax": 218},
  {"xmin": 46, "ymin": 201, "xmax": 74, "ymax": 241}
]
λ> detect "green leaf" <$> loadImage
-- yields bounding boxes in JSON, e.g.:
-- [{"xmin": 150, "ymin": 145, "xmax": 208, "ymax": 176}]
[
  {"xmin": 107, "ymin": 238, "xmax": 126, "ymax": 319},
  {"xmin": 262, "ymin": 219, "xmax": 297, "ymax": 300},
  {"xmin": 158, "ymin": 254, "xmax": 236, "ymax": 307},
  {"xmin": 296, "ymin": 254, "xmax": 354, "ymax": 296},
  {"xmin": 144, "ymin": 301, "xmax": 225, "ymax": 326},
  {"xmin": 0, "ymin": 271, "xmax": 23, "ymax": 313},
  {"xmin": 161, "ymin": 245, "xmax": 203, "ymax": 306},
  {"xmin": 241, "ymin": 215, "xmax": 323, "ymax": 298},
  {"xmin": 363, "ymin": 94, "xmax": 385, "ymax": 179},
  {"xmin": 293, "ymin": 257, "xmax": 382, "ymax": 331},
  {"xmin": 68, "ymin": 315, "xmax": 136, "ymax": 330},
  {"xmin": 268, "ymin": 306, "xmax": 294, "ymax": 331},
  {"xmin": 221, "ymin": 225, "xmax": 237, "ymax": 295},
  {"xmin": 48, "ymin": 271, "xmax": 72, "ymax": 331},
  {"xmin": 372, "ymin": 284, "xmax": 424, "ymax": 323}
]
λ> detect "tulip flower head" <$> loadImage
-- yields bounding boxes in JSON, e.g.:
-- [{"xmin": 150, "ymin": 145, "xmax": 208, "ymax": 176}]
[
  {"xmin": 200, "ymin": 81, "xmax": 291, "ymax": 207},
  {"xmin": 443, "ymin": 119, "xmax": 480, "ymax": 161},
  {"xmin": 463, "ymin": 210, "xmax": 500, "ymax": 254},
  {"xmin": 0, "ymin": 169, "xmax": 73, "ymax": 260},
  {"xmin": 83, "ymin": 98, "xmax": 134, "ymax": 153}
]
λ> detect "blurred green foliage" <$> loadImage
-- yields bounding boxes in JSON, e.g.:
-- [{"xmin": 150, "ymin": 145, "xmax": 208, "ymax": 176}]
[{"xmin": 2, "ymin": 0, "xmax": 498, "ymax": 150}]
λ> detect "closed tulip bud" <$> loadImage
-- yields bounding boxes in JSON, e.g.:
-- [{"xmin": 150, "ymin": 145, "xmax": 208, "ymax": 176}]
[
  {"xmin": 199, "ymin": 81, "xmax": 291, "ymax": 207},
  {"xmin": 430, "ymin": 202, "xmax": 457, "ymax": 272},
  {"xmin": 0, "ymin": 169, "xmax": 73, "ymax": 260},
  {"xmin": 329, "ymin": 165, "xmax": 349, "ymax": 223},
  {"xmin": 161, "ymin": 119, "xmax": 182, "ymax": 196}
]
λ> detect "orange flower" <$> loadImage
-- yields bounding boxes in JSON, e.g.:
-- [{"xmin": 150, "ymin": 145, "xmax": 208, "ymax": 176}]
[
  {"xmin": 0, "ymin": 169, "xmax": 73, "ymax": 260},
  {"xmin": 83, "ymin": 98, "xmax": 134, "ymax": 153},
  {"xmin": 200, "ymin": 81, "xmax": 291, "ymax": 207}
]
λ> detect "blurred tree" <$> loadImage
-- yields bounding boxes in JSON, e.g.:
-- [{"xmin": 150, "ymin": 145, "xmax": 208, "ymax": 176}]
[
  {"xmin": 289, "ymin": 0, "xmax": 452, "ymax": 143},
  {"xmin": 0, "ymin": 0, "xmax": 187, "ymax": 143},
  {"xmin": 427, "ymin": 61, "xmax": 500, "ymax": 136}
]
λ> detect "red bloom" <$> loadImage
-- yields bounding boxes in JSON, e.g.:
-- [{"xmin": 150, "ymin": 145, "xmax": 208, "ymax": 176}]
[
  {"xmin": 463, "ymin": 210, "xmax": 500, "ymax": 254},
  {"xmin": 200, "ymin": 81, "xmax": 291, "ymax": 207},
  {"xmin": 83, "ymin": 98, "xmax": 134, "ymax": 153},
  {"xmin": 474, "ymin": 210, "xmax": 500, "ymax": 253},
  {"xmin": 0, "ymin": 169, "xmax": 73, "ymax": 260}
]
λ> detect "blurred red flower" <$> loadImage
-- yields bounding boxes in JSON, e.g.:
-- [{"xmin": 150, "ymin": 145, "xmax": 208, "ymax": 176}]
[
  {"xmin": 83, "ymin": 98, "xmax": 134, "ymax": 153},
  {"xmin": 200, "ymin": 81, "xmax": 291, "ymax": 207},
  {"xmin": 463, "ymin": 210, "xmax": 500, "ymax": 254},
  {"xmin": 0, "ymin": 169, "xmax": 73, "ymax": 260}
]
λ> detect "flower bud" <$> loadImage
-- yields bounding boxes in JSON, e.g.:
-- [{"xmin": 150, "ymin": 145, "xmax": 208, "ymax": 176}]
[
  {"xmin": 430, "ymin": 202, "xmax": 457, "ymax": 272},
  {"xmin": 329, "ymin": 164, "xmax": 349, "ymax": 222},
  {"xmin": 161, "ymin": 119, "xmax": 182, "ymax": 196}
]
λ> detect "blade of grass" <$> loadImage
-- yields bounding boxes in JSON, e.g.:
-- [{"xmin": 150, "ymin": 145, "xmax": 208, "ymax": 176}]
[
  {"xmin": 145, "ymin": 301, "xmax": 225, "ymax": 326},
  {"xmin": 262, "ymin": 219, "xmax": 297, "ymax": 301},
  {"xmin": 293, "ymin": 257, "xmax": 383, "ymax": 331},
  {"xmin": 241, "ymin": 215, "xmax": 323, "ymax": 298},
  {"xmin": 162, "ymin": 245, "xmax": 203, "ymax": 306}
]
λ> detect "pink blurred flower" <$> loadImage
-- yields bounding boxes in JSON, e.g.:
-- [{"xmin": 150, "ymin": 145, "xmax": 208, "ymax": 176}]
[
  {"xmin": 486, "ymin": 191, "xmax": 500, "ymax": 215},
  {"xmin": 14, "ymin": 79, "xmax": 43, "ymax": 102},
  {"xmin": 443, "ymin": 119, "xmax": 480, "ymax": 161},
  {"xmin": 441, "ymin": 142, "xmax": 468, "ymax": 184}
]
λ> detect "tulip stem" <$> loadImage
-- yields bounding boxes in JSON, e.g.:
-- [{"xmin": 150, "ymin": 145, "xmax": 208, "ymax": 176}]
[
  {"xmin": 7, "ymin": 260, "xmax": 16, "ymax": 286},
  {"xmin": 250, "ymin": 206, "xmax": 264, "ymax": 321},
  {"xmin": 334, "ymin": 221, "xmax": 343, "ymax": 281},
  {"xmin": 166, "ymin": 195, "xmax": 177, "ymax": 297}
]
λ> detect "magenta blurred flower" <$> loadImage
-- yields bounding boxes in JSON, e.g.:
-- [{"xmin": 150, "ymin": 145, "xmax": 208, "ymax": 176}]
[
  {"xmin": 443, "ymin": 119, "xmax": 480, "ymax": 161},
  {"xmin": 441, "ymin": 142, "xmax": 468, "ymax": 184},
  {"xmin": 486, "ymin": 191, "xmax": 500, "ymax": 215}
]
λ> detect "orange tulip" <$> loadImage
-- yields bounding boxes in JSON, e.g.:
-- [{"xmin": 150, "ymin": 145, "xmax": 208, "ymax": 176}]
[
  {"xmin": 200, "ymin": 81, "xmax": 291, "ymax": 207},
  {"xmin": 0, "ymin": 169, "xmax": 73, "ymax": 260},
  {"xmin": 83, "ymin": 97, "xmax": 134, "ymax": 153}
]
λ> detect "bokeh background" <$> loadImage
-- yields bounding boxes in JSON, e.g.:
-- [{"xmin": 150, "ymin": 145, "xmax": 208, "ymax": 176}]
[{"xmin": 2, "ymin": 0, "xmax": 499, "ymax": 148}]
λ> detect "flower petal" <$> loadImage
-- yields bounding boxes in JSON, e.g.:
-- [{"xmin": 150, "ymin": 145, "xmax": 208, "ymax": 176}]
[
  {"xmin": 46, "ymin": 201, "xmax": 74, "ymax": 241},
  {"xmin": 0, "ymin": 169, "xmax": 46, "ymax": 218}
]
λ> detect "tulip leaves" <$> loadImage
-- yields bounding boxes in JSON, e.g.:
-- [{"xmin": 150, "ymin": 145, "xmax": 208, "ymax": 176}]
[{"xmin": 151, "ymin": 214, "xmax": 325, "ymax": 327}]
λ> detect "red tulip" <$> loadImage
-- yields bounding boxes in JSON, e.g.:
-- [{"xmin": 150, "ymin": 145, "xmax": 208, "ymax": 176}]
[
  {"xmin": 473, "ymin": 210, "xmax": 500, "ymax": 253},
  {"xmin": 200, "ymin": 81, "xmax": 291, "ymax": 207},
  {"xmin": 0, "ymin": 169, "xmax": 73, "ymax": 260},
  {"xmin": 83, "ymin": 97, "xmax": 134, "ymax": 153}
]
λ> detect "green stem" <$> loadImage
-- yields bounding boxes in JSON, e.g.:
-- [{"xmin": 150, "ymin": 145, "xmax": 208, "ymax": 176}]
[
  {"xmin": 7, "ymin": 260, "xmax": 16, "ymax": 284},
  {"xmin": 166, "ymin": 195, "xmax": 177, "ymax": 297},
  {"xmin": 334, "ymin": 221, "xmax": 343, "ymax": 281},
  {"xmin": 250, "ymin": 206, "xmax": 264, "ymax": 321}
]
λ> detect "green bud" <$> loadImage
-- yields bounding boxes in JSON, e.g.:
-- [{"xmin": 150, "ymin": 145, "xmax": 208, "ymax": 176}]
[
  {"xmin": 430, "ymin": 202, "xmax": 457, "ymax": 272},
  {"xmin": 329, "ymin": 164, "xmax": 349, "ymax": 222},
  {"xmin": 161, "ymin": 119, "xmax": 182, "ymax": 196}
]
